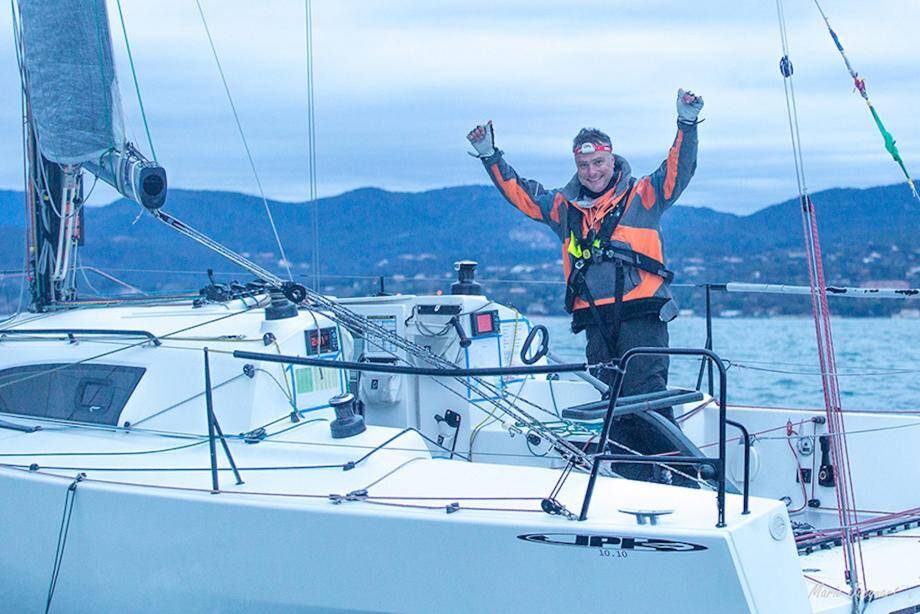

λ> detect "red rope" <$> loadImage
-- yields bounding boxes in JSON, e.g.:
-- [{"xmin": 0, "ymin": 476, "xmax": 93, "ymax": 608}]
[{"xmin": 800, "ymin": 195, "xmax": 868, "ymax": 586}]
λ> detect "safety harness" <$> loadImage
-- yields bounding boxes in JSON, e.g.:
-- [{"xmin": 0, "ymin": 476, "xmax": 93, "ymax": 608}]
[{"xmin": 564, "ymin": 185, "xmax": 674, "ymax": 356}]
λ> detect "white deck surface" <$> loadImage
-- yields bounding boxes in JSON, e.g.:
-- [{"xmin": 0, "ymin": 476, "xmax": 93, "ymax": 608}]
[
  {"xmin": 802, "ymin": 526, "xmax": 920, "ymax": 613},
  {"xmin": 0, "ymin": 417, "xmax": 765, "ymax": 530}
]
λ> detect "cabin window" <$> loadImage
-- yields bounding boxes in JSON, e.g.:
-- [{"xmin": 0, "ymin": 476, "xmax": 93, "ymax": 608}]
[{"xmin": 0, "ymin": 363, "xmax": 145, "ymax": 425}]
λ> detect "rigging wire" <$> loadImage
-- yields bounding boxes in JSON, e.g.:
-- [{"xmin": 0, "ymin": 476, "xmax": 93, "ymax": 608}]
[
  {"xmin": 129, "ymin": 372, "xmax": 250, "ymax": 428},
  {"xmin": 304, "ymin": 0, "xmax": 320, "ymax": 291},
  {"xmin": 16, "ymin": 102, "xmax": 28, "ymax": 312},
  {"xmin": 193, "ymin": 0, "xmax": 293, "ymax": 282},
  {"xmin": 75, "ymin": 253, "xmax": 101, "ymax": 296},
  {"xmin": 11, "ymin": 1, "xmax": 40, "ymax": 309},
  {"xmin": 114, "ymin": 0, "xmax": 156, "ymax": 161},
  {"xmin": 774, "ymin": 0, "xmax": 865, "ymax": 596},
  {"xmin": 10, "ymin": 0, "xmax": 29, "ymax": 314},
  {"xmin": 811, "ymin": 0, "xmax": 919, "ymax": 203}
]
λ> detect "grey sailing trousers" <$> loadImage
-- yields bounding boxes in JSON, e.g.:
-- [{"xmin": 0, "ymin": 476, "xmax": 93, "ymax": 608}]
[
  {"xmin": 584, "ymin": 313, "xmax": 670, "ymax": 404},
  {"xmin": 584, "ymin": 314, "xmax": 677, "ymax": 481}
]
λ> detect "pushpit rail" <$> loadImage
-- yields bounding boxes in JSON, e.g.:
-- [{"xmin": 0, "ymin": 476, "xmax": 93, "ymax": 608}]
[{"xmin": 578, "ymin": 347, "xmax": 749, "ymax": 527}]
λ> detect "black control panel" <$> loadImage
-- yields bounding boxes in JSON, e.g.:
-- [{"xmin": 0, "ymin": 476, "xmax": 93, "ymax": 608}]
[
  {"xmin": 305, "ymin": 326, "xmax": 339, "ymax": 355},
  {"xmin": 469, "ymin": 310, "xmax": 500, "ymax": 338},
  {"xmin": 417, "ymin": 304, "xmax": 462, "ymax": 316}
]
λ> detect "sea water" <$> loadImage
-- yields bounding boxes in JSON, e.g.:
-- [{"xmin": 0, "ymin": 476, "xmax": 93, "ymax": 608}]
[{"xmin": 533, "ymin": 316, "xmax": 920, "ymax": 412}]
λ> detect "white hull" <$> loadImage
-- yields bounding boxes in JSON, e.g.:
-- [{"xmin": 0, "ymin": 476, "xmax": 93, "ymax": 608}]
[
  {"xmin": 0, "ymin": 296, "xmax": 917, "ymax": 613},
  {"xmin": 1, "ymin": 458, "xmax": 807, "ymax": 613}
]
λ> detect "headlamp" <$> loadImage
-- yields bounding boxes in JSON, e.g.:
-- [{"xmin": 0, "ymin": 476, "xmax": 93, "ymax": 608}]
[{"xmin": 574, "ymin": 142, "xmax": 612, "ymax": 155}]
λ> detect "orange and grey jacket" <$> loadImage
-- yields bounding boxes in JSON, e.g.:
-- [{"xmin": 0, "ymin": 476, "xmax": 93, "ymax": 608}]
[{"xmin": 481, "ymin": 121, "xmax": 698, "ymax": 332}]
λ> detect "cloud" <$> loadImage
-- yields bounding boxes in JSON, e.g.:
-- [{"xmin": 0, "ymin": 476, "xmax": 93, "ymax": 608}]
[{"xmin": 0, "ymin": 0, "xmax": 917, "ymax": 213}]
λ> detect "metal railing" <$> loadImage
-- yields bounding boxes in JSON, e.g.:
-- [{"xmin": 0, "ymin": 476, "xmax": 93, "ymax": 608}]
[
  {"xmin": 0, "ymin": 328, "xmax": 162, "ymax": 346},
  {"xmin": 578, "ymin": 347, "xmax": 751, "ymax": 527},
  {"xmin": 202, "ymin": 347, "xmax": 243, "ymax": 492}
]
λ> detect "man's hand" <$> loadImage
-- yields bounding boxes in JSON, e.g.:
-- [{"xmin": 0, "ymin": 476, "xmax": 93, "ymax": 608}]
[
  {"xmin": 467, "ymin": 121, "xmax": 496, "ymax": 158},
  {"xmin": 677, "ymin": 89, "xmax": 704, "ymax": 124}
]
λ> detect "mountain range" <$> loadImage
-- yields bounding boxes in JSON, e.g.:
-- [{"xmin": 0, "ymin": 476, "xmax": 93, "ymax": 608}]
[{"xmin": 0, "ymin": 181, "xmax": 916, "ymax": 316}]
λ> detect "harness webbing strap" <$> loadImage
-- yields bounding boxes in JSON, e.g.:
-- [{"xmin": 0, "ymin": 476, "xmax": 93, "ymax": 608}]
[
  {"xmin": 563, "ymin": 185, "xmax": 673, "ymax": 358},
  {"xmin": 564, "ymin": 192, "xmax": 627, "ymax": 315},
  {"xmin": 611, "ymin": 260, "xmax": 625, "ymax": 348},
  {"xmin": 577, "ymin": 270, "xmax": 616, "ymax": 356},
  {"xmin": 563, "ymin": 189, "xmax": 672, "ymax": 315},
  {"xmin": 600, "ymin": 246, "xmax": 674, "ymax": 283}
]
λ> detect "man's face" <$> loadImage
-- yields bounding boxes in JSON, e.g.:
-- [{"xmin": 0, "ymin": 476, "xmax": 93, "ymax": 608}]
[{"xmin": 575, "ymin": 150, "xmax": 615, "ymax": 193}]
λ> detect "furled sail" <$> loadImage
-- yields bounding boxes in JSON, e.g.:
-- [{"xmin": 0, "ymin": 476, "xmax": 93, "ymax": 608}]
[
  {"xmin": 17, "ymin": 0, "xmax": 166, "ymax": 210},
  {"xmin": 18, "ymin": 0, "xmax": 125, "ymax": 165}
]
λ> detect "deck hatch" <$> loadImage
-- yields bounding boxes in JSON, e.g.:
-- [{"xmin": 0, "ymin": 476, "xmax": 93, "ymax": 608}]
[{"xmin": 0, "ymin": 363, "xmax": 145, "ymax": 425}]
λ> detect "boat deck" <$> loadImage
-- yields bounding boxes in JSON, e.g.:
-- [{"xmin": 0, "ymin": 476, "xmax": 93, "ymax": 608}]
[
  {"xmin": 4, "ymin": 410, "xmax": 919, "ymax": 612},
  {"xmin": 802, "ymin": 527, "xmax": 920, "ymax": 613},
  {"xmin": 0, "ymin": 414, "xmax": 764, "ymax": 529}
]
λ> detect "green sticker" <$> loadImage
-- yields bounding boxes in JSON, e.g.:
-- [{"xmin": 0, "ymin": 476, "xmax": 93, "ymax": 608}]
[{"xmin": 294, "ymin": 367, "xmax": 339, "ymax": 393}]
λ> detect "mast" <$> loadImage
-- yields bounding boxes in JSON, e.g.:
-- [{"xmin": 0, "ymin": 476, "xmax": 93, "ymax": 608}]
[
  {"xmin": 12, "ymin": 0, "xmax": 167, "ymax": 311},
  {"xmin": 23, "ymin": 125, "xmax": 72, "ymax": 308}
]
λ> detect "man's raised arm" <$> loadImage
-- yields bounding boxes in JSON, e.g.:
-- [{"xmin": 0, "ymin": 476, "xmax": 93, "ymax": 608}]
[
  {"xmin": 640, "ymin": 89, "xmax": 703, "ymax": 211},
  {"xmin": 467, "ymin": 121, "xmax": 566, "ymax": 238}
]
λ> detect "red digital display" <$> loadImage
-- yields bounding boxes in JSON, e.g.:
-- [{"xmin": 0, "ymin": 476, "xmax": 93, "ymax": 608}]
[
  {"xmin": 476, "ymin": 313, "xmax": 494, "ymax": 333},
  {"xmin": 305, "ymin": 327, "xmax": 339, "ymax": 355}
]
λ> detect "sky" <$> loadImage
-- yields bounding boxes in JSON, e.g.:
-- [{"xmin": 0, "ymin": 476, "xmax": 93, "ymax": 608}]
[{"xmin": 0, "ymin": 0, "xmax": 918, "ymax": 213}]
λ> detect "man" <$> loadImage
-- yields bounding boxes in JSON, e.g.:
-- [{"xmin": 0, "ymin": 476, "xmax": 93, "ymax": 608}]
[{"xmin": 467, "ymin": 90, "xmax": 702, "ymax": 479}]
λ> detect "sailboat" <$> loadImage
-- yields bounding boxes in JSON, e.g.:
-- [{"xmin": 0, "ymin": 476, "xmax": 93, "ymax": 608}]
[{"xmin": 1, "ymin": 1, "xmax": 918, "ymax": 612}]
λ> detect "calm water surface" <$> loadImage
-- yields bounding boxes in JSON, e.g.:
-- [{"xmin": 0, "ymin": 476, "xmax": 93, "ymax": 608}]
[{"xmin": 532, "ymin": 316, "xmax": 920, "ymax": 411}]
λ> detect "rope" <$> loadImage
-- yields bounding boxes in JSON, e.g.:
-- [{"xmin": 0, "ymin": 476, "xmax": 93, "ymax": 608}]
[
  {"xmin": 14, "ymin": 466, "xmax": 551, "ymax": 517},
  {"xmin": 703, "ymin": 418, "xmax": 920, "ymax": 445},
  {"xmin": 360, "ymin": 499, "xmax": 542, "ymax": 514},
  {"xmin": 728, "ymin": 361, "xmax": 920, "ymax": 377},
  {"xmin": 775, "ymin": 0, "xmax": 866, "ymax": 595},
  {"xmin": 45, "ymin": 473, "xmax": 85, "ymax": 614},
  {"xmin": 359, "ymin": 457, "xmax": 426, "ymax": 492},
  {"xmin": 0, "ymin": 440, "xmax": 206, "ymax": 458},
  {"xmin": 132, "ymin": 372, "xmax": 246, "ymax": 426},
  {"xmin": 114, "ymin": 0, "xmax": 156, "ymax": 160},
  {"xmin": 0, "ymin": 302, "xmax": 257, "ymax": 394},
  {"xmin": 194, "ymin": 0, "xmax": 293, "ymax": 281},
  {"xmin": 786, "ymin": 424, "xmax": 809, "ymax": 514}
]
